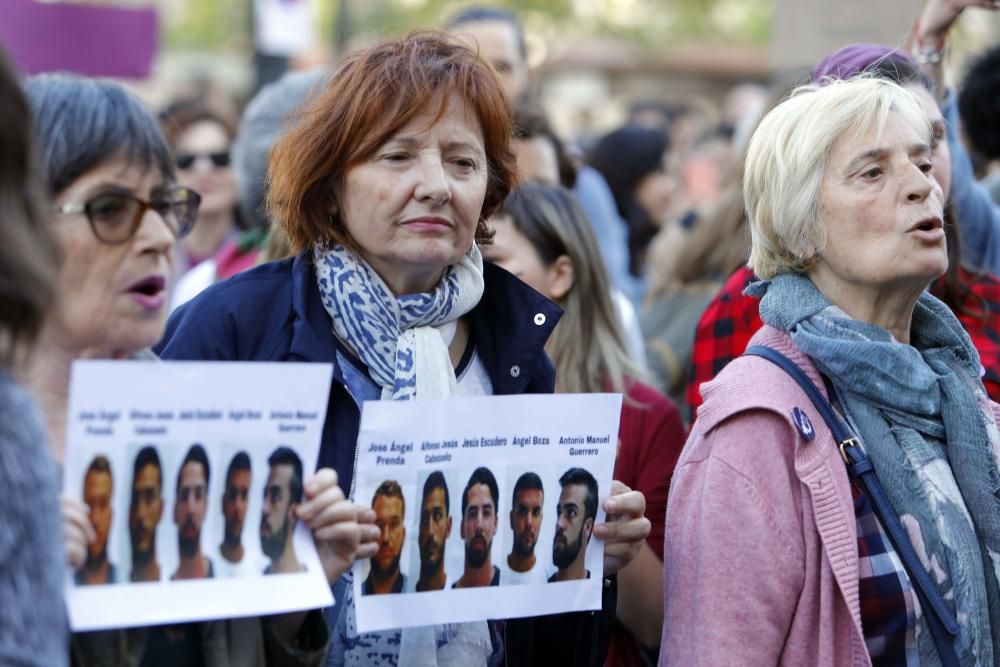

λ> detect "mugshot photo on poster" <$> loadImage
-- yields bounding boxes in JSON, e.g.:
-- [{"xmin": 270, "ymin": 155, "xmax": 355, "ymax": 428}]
[
  {"xmin": 412, "ymin": 470, "xmax": 453, "ymax": 593},
  {"xmin": 75, "ymin": 452, "xmax": 123, "ymax": 586},
  {"xmin": 363, "ymin": 479, "xmax": 408, "ymax": 595},
  {"xmin": 548, "ymin": 467, "xmax": 599, "ymax": 583},
  {"xmin": 260, "ymin": 446, "xmax": 308, "ymax": 576},
  {"xmin": 215, "ymin": 447, "xmax": 256, "ymax": 577},
  {"xmin": 500, "ymin": 466, "xmax": 558, "ymax": 586},
  {"xmin": 452, "ymin": 466, "xmax": 504, "ymax": 589},
  {"xmin": 171, "ymin": 443, "xmax": 216, "ymax": 580},
  {"xmin": 126, "ymin": 443, "xmax": 168, "ymax": 584}
]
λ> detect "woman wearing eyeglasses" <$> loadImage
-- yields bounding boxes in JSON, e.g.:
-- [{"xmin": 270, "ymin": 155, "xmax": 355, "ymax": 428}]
[
  {"xmin": 21, "ymin": 73, "xmax": 376, "ymax": 666},
  {"xmin": 24, "ymin": 75, "xmax": 198, "ymax": 451},
  {"xmin": 159, "ymin": 99, "xmax": 249, "ymax": 307}
]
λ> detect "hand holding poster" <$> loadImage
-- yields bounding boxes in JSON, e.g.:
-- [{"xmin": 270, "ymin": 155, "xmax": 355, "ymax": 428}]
[
  {"xmin": 352, "ymin": 393, "xmax": 622, "ymax": 633},
  {"xmin": 63, "ymin": 361, "xmax": 335, "ymax": 631}
]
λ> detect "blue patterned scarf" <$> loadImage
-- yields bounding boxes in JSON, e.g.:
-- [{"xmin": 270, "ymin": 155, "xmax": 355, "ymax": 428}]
[
  {"xmin": 314, "ymin": 243, "xmax": 484, "ymax": 401},
  {"xmin": 316, "ymin": 243, "xmax": 492, "ymax": 666},
  {"xmin": 752, "ymin": 273, "xmax": 1000, "ymax": 665}
]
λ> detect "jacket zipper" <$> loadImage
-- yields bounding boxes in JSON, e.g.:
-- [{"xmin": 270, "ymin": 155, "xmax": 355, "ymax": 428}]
[{"xmin": 343, "ymin": 383, "xmax": 362, "ymax": 501}]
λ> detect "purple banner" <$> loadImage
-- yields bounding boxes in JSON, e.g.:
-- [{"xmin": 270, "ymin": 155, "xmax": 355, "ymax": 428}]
[{"xmin": 0, "ymin": 0, "xmax": 158, "ymax": 78}]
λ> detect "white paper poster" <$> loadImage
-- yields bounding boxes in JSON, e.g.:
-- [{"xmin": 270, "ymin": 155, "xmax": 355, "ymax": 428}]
[
  {"xmin": 63, "ymin": 361, "xmax": 335, "ymax": 631},
  {"xmin": 352, "ymin": 393, "xmax": 622, "ymax": 633}
]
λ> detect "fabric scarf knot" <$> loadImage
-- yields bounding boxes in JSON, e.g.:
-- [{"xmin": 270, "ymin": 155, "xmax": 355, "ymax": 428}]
[
  {"xmin": 314, "ymin": 243, "xmax": 485, "ymax": 401},
  {"xmin": 751, "ymin": 273, "xmax": 1000, "ymax": 665}
]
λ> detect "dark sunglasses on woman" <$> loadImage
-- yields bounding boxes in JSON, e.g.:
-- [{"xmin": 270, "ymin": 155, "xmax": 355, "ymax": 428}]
[
  {"xmin": 57, "ymin": 185, "xmax": 201, "ymax": 244},
  {"xmin": 176, "ymin": 151, "xmax": 230, "ymax": 170}
]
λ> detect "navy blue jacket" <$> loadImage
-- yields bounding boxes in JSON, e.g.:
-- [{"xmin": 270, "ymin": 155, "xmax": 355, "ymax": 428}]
[
  {"xmin": 157, "ymin": 254, "xmax": 561, "ymax": 497},
  {"xmin": 156, "ymin": 254, "xmax": 615, "ymax": 666}
]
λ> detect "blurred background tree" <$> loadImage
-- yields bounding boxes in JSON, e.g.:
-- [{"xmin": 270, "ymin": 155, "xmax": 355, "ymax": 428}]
[
  {"xmin": 337, "ymin": 0, "xmax": 769, "ymax": 49},
  {"xmin": 162, "ymin": 0, "xmax": 252, "ymax": 53},
  {"xmin": 162, "ymin": 0, "xmax": 772, "ymax": 56}
]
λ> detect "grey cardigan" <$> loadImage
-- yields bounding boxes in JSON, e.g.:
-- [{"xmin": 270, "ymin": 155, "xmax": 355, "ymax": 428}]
[{"xmin": 0, "ymin": 370, "xmax": 68, "ymax": 666}]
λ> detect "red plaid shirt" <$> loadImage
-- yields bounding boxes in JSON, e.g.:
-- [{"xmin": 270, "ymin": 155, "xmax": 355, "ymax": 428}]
[
  {"xmin": 852, "ymin": 482, "xmax": 918, "ymax": 664},
  {"xmin": 686, "ymin": 266, "xmax": 1000, "ymax": 419},
  {"xmin": 686, "ymin": 267, "xmax": 761, "ymax": 417}
]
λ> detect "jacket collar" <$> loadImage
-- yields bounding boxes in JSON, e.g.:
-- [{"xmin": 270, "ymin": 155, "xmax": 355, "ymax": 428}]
[
  {"xmin": 697, "ymin": 325, "xmax": 835, "ymax": 475},
  {"xmin": 750, "ymin": 326, "xmax": 828, "ymax": 395},
  {"xmin": 285, "ymin": 253, "xmax": 562, "ymax": 389},
  {"xmin": 472, "ymin": 261, "xmax": 562, "ymax": 393},
  {"xmin": 288, "ymin": 253, "xmax": 341, "ymax": 367}
]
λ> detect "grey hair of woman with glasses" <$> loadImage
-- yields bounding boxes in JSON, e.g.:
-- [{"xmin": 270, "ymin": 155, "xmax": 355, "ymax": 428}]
[{"xmin": 21, "ymin": 74, "xmax": 198, "ymax": 588}]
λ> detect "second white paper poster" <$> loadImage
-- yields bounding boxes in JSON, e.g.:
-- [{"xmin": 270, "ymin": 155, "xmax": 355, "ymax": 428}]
[{"xmin": 352, "ymin": 392, "xmax": 622, "ymax": 633}]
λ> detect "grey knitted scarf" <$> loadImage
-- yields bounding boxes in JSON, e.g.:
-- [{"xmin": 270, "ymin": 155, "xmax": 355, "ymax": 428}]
[{"xmin": 751, "ymin": 273, "xmax": 1000, "ymax": 665}]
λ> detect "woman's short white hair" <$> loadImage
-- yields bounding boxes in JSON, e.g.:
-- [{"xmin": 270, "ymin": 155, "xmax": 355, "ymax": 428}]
[{"xmin": 744, "ymin": 77, "xmax": 931, "ymax": 279}]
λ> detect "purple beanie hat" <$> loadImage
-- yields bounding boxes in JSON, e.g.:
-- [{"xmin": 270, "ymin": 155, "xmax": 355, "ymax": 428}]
[{"xmin": 812, "ymin": 43, "xmax": 919, "ymax": 83}]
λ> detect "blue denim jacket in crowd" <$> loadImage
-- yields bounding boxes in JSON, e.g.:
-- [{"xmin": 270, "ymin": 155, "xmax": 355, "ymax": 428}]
[{"xmin": 943, "ymin": 89, "xmax": 1000, "ymax": 275}]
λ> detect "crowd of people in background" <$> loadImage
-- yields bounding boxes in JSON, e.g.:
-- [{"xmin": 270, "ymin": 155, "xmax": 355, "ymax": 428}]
[{"xmin": 3, "ymin": 0, "xmax": 1000, "ymax": 664}]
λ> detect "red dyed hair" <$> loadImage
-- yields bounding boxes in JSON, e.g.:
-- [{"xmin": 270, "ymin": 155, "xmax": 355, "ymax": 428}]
[{"xmin": 268, "ymin": 30, "xmax": 516, "ymax": 252}]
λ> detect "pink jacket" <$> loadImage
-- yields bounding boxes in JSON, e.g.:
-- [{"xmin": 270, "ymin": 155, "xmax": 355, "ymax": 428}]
[{"xmin": 659, "ymin": 325, "xmax": 870, "ymax": 666}]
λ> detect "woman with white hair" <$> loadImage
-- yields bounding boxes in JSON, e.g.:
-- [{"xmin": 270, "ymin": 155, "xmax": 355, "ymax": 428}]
[{"xmin": 660, "ymin": 77, "xmax": 1000, "ymax": 666}]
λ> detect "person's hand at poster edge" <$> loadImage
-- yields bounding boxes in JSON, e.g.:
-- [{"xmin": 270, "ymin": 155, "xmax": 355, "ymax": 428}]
[
  {"xmin": 269, "ymin": 467, "xmax": 379, "ymax": 643},
  {"xmin": 296, "ymin": 467, "xmax": 379, "ymax": 585},
  {"xmin": 593, "ymin": 480, "xmax": 649, "ymax": 576}
]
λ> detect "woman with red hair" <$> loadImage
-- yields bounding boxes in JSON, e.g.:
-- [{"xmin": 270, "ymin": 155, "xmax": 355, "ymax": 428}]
[{"xmin": 159, "ymin": 31, "xmax": 649, "ymax": 666}]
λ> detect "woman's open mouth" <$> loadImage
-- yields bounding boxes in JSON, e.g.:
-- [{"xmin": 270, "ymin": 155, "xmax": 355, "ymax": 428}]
[
  {"xmin": 908, "ymin": 217, "xmax": 945, "ymax": 242},
  {"xmin": 127, "ymin": 275, "xmax": 166, "ymax": 309}
]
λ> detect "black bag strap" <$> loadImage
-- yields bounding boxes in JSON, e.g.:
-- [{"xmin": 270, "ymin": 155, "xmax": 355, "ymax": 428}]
[{"xmin": 744, "ymin": 345, "xmax": 960, "ymax": 666}]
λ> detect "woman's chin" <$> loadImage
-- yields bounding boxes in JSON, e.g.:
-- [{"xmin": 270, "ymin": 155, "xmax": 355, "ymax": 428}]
[
  {"xmin": 893, "ymin": 261, "xmax": 949, "ymax": 290},
  {"xmin": 893, "ymin": 247, "xmax": 949, "ymax": 286},
  {"xmin": 922, "ymin": 253, "xmax": 951, "ymax": 283},
  {"xmin": 107, "ymin": 319, "xmax": 169, "ymax": 357},
  {"xmin": 372, "ymin": 245, "xmax": 469, "ymax": 290},
  {"xmin": 400, "ymin": 237, "xmax": 468, "ymax": 263}
]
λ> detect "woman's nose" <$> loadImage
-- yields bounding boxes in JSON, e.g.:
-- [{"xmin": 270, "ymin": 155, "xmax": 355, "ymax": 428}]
[
  {"xmin": 414, "ymin": 156, "xmax": 451, "ymax": 206},
  {"xmin": 905, "ymin": 163, "xmax": 934, "ymax": 203},
  {"xmin": 135, "ymin": 207, "xmax": 176, "ymax": 254}
]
